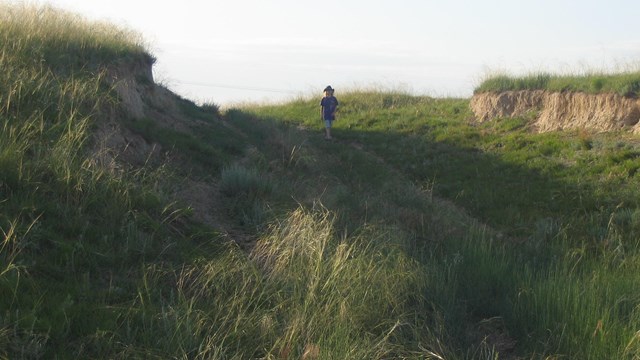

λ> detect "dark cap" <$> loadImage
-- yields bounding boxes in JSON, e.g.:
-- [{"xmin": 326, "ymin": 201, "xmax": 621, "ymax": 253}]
[{"xmin": 323, "ymin": 85, "xmax": 334, "ymax": 92}]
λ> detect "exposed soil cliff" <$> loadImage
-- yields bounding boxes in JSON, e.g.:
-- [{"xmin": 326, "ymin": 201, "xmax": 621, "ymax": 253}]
[
  {"xmin": 90, "ymin": 58, "xmax": 230, "ymax": 233},
  {"xmin": 470, "ymin": 91, "xmax": 640, "ymax": 133},
  {"xmin": 93, "ymin": 57, "xmax": 184, "ymax": 169}
]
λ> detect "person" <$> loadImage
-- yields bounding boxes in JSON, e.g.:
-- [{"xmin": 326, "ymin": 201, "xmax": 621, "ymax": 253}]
[{"xmin": 320, "ymin": 85, "xmax": 339, "ymax": 140}]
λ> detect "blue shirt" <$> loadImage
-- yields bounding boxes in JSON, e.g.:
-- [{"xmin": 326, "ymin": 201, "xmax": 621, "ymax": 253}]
[{"xmin": 321, "ymin": 96, "xmax": 339, "ymax": 120}]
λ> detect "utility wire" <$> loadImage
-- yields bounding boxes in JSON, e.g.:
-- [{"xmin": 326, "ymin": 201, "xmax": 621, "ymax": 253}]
[{"xmin": 175, "ymin": 80, "xmax": 298, "ymax": 94}]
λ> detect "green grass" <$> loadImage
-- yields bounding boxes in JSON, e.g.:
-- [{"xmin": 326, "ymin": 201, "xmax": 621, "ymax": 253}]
[
  {"xmin": 0, "ymin": 4, "xmax": 189, "ymax": 358},
  {"xmin": 3, "ymin": 3, "xmax": 640, "ymax": 359},
  {"xmin": 475, "ymin": 70, "xmax": 640, "ymax": 97},
  {"xmin": 244, "ymin": 89, "xmax": 640, "ymax": 359},
  {"xmin": 0, "ymin": 5, "xmax": 462, "ymax": 358},
  {"xmin": 0, "ymin": 2, "xmax": 152, "ymax": 72}
]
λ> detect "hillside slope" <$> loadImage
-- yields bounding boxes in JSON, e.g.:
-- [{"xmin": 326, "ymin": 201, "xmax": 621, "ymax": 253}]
[
  {"xmin": 3, "ymin": 5, "xmax": 640, "ymax": 360},
  {"xmin": 1, "ymin": 5, "xmax": 495, "ymax": 359},
  {"xmin": 246, "ymin": 91, "xmax": 640, "ymax": 360}
]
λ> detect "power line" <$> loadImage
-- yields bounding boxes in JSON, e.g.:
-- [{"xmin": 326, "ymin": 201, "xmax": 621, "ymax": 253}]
[{"xmin": 175, "ymin": 80, "xmax": 298, "ymax": 94}]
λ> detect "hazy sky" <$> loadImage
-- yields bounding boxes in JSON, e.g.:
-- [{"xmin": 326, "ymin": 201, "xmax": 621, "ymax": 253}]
[{"xmin": 30, "ymin": 0, "xmax": 640, "ymax": 104}]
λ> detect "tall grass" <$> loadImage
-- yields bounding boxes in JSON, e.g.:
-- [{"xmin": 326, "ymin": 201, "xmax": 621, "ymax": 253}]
[
  {"xmin": 0, "ymin": 3, "xmax": 180, "ymax": 358},
  {"xmin": 116, "ymin": 206, "xmax": 457, "ymax": 359},
  {"xmin": 245, "ymin": 89, "xmax": 640, "ymax": 359},
  {"xmin": 5, "ymin": 2, "xmax": 640, "ymax": 358},
  {"xmin": 0, "ymin": 2, "xmax": 152, "ymax": 71},
  {"xmin": 475, "ymin": 69, "xmax": 640, "ymax": 97}
]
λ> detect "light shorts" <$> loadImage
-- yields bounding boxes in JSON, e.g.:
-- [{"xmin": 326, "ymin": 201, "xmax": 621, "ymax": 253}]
[{"xmin": 324, "ymin": 119, "xmax": 334, "ymax": 128}]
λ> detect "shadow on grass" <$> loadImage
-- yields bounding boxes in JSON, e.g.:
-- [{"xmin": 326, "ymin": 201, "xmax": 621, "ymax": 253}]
[
  {"xmin": 222, "ymin": 108, "xmax": 640, "ymax": 358},
  {"xmin": 324, "ymin": 128, "xmax": 598, "ymax": 239}
]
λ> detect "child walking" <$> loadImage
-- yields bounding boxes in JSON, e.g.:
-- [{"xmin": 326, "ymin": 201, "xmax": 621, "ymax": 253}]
[{"xmin": 320, "ymin": 85, "xmax": 338, "ymax": 140}]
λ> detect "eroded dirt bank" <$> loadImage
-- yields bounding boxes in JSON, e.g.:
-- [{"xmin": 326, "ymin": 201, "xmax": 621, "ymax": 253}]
[{"xmin": 470, "ymin": 91, "xmax": 640, "ymax": 133}]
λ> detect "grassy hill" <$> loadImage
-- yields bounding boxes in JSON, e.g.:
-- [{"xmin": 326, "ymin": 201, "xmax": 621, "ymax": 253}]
[
  {"xmin": 475, "ymin": 71, "xmax": 640, "ymax": 97},
  {"xmin": 248, "ymin": 93, "xmax": 640, "ymax": 359},
  {"xmin": 2, "ymin": 4, "xmax": 640, "ymax": 359}
]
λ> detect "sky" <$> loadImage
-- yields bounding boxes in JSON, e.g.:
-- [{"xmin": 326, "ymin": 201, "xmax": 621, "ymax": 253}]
[{"xmin": 27, "ymin": 0, "xmax": 640, "ymax": 105}]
